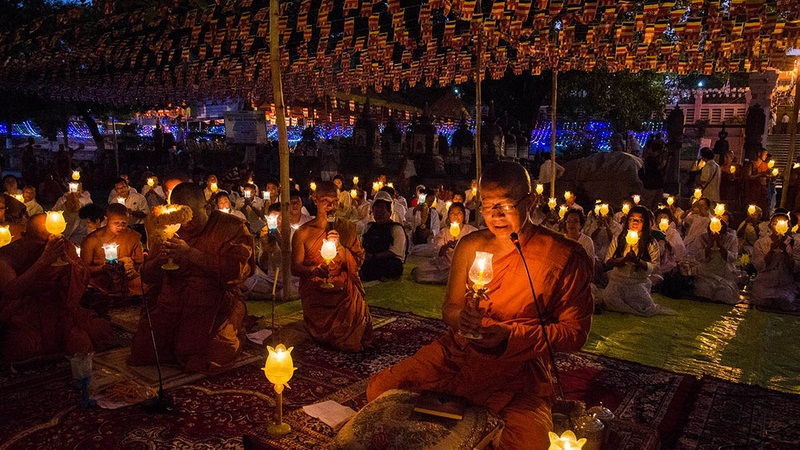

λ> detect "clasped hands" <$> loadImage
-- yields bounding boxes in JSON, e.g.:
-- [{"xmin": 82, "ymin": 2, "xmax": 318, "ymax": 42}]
[
  {"xmin": 156, "ymin": 236, "xmax": 194, "ymax": 264},
  {"xmin": 40, "ymin": 235, "xmax": 80, "ymax": 267},
  {"xmin": 459, "ymin": 293, "xmax": 510, "ymax": 349}
]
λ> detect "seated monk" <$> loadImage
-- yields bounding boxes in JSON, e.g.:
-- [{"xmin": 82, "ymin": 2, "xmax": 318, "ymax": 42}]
[
  {"xmin": 0, "ymin": 214, "xmax": 111, "ymax": 363},
  {"xmin": 80, "ymin": 203, "xmax": 144, "ymax": 301},
  {"xmin": 367, "ymin": 162, "xmax": 594, "ymax": 449},
  {"xmin": 128, "ymin": 183, "xmax": 255, "ymax": 373},
  {"xmin": 292, "ymin": 181, "xmax": 373, "ymax": 352}
]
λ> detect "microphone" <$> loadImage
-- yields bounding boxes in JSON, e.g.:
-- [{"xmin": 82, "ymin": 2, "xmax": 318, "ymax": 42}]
[
  {"xmin": 139, "ymin": 255, "xmax": 173, "ymax": 414},
  {"xmin": 509, "ymin": 232, "xmax": 564, "ymax": 400}
]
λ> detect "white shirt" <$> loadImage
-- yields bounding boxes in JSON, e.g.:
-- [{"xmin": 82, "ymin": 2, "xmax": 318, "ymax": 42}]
[
  {"xmin": 116, "ymin": 190, "xmax": 150, "ymax": 225},
  {"xmin": 25, "ymin": 199, "xmax": 44, "ymax": 217},
  {"xmin": 538, "ymin": 160, "xmax": 565, "ymax": 184},
  {"xmin": 107, "ymin": 186, "xmax": 139, "ymax": 205}
]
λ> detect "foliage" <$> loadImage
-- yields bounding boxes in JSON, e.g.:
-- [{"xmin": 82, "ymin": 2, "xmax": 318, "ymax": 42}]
[{"xmin": 558, "ymin": 69, "xmax": 668, "ymax": 133}]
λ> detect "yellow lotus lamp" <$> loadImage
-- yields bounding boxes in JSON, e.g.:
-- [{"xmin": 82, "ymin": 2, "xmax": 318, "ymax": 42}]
[
  {"xmin": 472, "ymin": 187, "xmax": 477, "ymax": 196},
  {"xmin": 68, "ymin": 182, "xmax": 79, "ymax": 193},
  {"xmin": 600, "ymin": 204, "xmax": 609, "ymax": 216},
  {"xmin": 372, "ymin": 181, "xmax": 380, "ymax": 193},
  {"xmin": 460, "ymin": 251, "xmax": 494, "ymax": 340},
  {"xmin": 387, "ymin": 182, "xmax": 394, "ymax": 189},
  {"xmin": 621, "ymin": 203, "xmax": 630, "ymax": 215},
  {"xmin": 151, "ymin": 204, "xmax": 193, "ymax": 271},
  {"xmin": 659, "ymin": 218, "xmax": 669, "ymax": 233},
  {"xmin": 772, "ymin": 168, "xmax": 779, "ymax": 177},
  {"xmin": 45, "ymin": 211, "xmax": 68, "ymax": 266},
  {"xmin": 632, "ymin": 194, "xmax": 641, "ymax": 205},
  {"xmin": 559, "ymin": 205, "xmax": 568, "ymax": 220},
  {"xmin": 768, "ymin": 159, "xmax": 775, "ymax": 169},
  {"xmin": 445, "ymin": 200, "xmax": 452, "ymax": 211},
  {"xmin": 266, "ymin": 213, "xmax": 279, "ymax": 232},
  {"xmin": 450, "ymin": 221, "xmax": 460, "ymax": 238},
  {"xmin": 418, "ymin": 193, "xmax": 427, "ymax": 204},
  {"xmin": 263, "ymin": 344, "xmax": 297, "ymax": 436},
  {"xmin": 377, "ymin": 181, "xmax": 384, "ymax": 190},
  {"xmin": 548, "ymin": 197, "xmax": 557, "ymax": 209},
  {"xmin": 102, "ymin": 242, "xmax": 119, "ymax": 263},
  {"xmin": 244, "ymin": 189, "xmax": 252, "ymax": 199},
  {"xmin": 319, "ymin": 239, "xmax": 337, "ymax": 289},
  {"xmin": 117, "ymin": 197, "xmax": 125, "ymax": 205},
  {"xmin": 536, "ymin": 184, "xmax": 544, "ymax": 195},
  {"xmin": 352, "ymin": 176, "xmax": 359, "ymax": 185},
  {"xmin": 667, "ymin": 196, "xmax": 674, "ymax": 206},
  {"xmin": 147, "ymin": 177, "xmax": 155, "ymax": 187},
  {"xmin": 0, "ymin": 225, "xmax": 11, "ymax": 248},
  {"xmin": 793, "ymin": 224, "xmax": 799, "ymax": 233},
  {"xmin": 729, "ymin": 166, "xmax": 736, "ymax": 174},
  {"xmin": 210, "ymin": 182, "xmax": 218, "ymax": 193},
  {"xmin": 593, "ymin": 204, "xmax": 600, "ymax": 216},
  {"xmin": 748, "ymin": 204, "xmax": 756, "ymax": 216},
  {"xmin": 12, "ymin": 193, "xmax": 24, "ymax": 203},
  {"xmin": 795, "ymin": 163, "xmax": 800, "ymax": 170},
  {"xmin": 710, "ymin": 217, "xmax": 722, "ymax": 234},
  {"xmin": 564, "ymin": 191, "xmax": 572, "ymax": 201},
  {"xmin": 548, "ymin": 430, "xmax": 586, "ymax": 450},
  {"xmin": 693, "ymin": 188, "xmax": 702, "ymax": 200},
  {"xmin": 625, "ymin": 230, "xmax": 639, "ymax": 247},
  {"xmin": 775, "ymin": 219, "xmax": 789, "ymax": 237},
  {"xmin": 697, "ymin": 160, "xmax": 706, "ymax": 170},
  {"xmin": 309, "ymin": 182, "xmax": 316, "ymax": 192},
  {"xmin": 71, "ymin": 170, "xmax": 80, "ymax": 181},
  {"xmin": 160, "ymin": 224, "xmax": 181, "ymax": 270},
  {"xmin": 714, "ymin": 203, "xmax": 725, "ymax": 217},
  {"xmin": 264, "ymin": 191, "xmax": 271, "ymax": 202},
  {"xmin": 349, "ymin": 188, "xmax": 358, "ymax": 199}
]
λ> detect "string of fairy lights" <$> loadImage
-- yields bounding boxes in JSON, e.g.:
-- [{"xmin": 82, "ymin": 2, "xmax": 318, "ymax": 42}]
[{"xmin": 2, "ymin": 119, "xmax": 665, "ymax": 152}]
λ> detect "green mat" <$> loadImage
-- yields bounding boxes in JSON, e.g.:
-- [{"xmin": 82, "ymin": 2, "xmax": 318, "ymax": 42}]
[{"xmin": 246, "ymin": 258, "xmax": 800, "ymax": 395}]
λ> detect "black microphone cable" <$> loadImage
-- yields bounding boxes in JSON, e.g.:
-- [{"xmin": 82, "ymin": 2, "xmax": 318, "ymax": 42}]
[{"xmin": 510, "ymin": 232, "xmax": 564, "ymax": 400}]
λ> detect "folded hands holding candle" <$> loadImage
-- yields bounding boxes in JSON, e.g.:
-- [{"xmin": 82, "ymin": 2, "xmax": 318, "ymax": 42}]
[{"xmin": 458, "ymin": 293, "xmax": 511, "ymax": 349}]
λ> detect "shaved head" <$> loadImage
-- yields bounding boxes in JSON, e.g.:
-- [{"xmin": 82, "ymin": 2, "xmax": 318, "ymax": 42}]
[
  {"xmin": 315, "ymin": 181, "xmax": 337, "ymax": 197},
  {"xmin": 171, "ymin": 183, "xmax": 207, "ymax": 210},
  {"xmin": 480, "ymin": 162, "xmax": 531, "ymax": 199},
  {"xmin": 26, "ymin": 213, "xmax": 49, "ymax": 242}
]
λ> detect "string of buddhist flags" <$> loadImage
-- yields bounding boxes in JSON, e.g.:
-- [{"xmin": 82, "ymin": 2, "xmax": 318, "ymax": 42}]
[{"xmin": 0, "ymin": 0, "xmax": 798, "ymax": 106}]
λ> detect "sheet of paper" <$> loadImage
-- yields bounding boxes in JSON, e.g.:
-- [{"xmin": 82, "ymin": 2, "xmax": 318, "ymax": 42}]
[
  {"xmin": 302, "ymin": 400, "xmax": 356, "ymax": 430},
  {"xmin": 246, "ymin": 329, "xmax": 273, "ymax": 345}
]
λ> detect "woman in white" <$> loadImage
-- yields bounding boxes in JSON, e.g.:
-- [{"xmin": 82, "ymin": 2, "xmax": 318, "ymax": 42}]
[
  {"xmin": 651, "ymin": 208, "xmax": 687, "ymax": 284},
  {"xmin": 751, "ymin": 211, "xmax": 800, "ymax": 311},
  {"xmin": 584, "ymin": 205, "xmax": 621, "ymax": 285},
  {"xmin": 602, "ymin": 205, "xmax": 676, "ymax": 316},
  {"xmin": 688, "ymin": 217, "xmax": 740, "ymax": 304},
  {"xmin": 563, "ymin": 209, "xmax": 594, "ymax": 262},
  {"xmin": 412, "ymin": 203, "xmax": 477, "ymax": 284}
]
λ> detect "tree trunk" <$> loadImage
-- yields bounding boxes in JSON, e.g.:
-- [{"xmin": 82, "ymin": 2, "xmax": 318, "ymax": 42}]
[{"xmin": 79, "ymin": 109, "xmax": 104, "ymax": 154}]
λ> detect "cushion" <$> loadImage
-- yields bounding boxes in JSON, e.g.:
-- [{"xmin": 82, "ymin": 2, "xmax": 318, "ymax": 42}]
[{"xmin": 330, "ymin": 389, "xmax": 503, "ymax": 450}]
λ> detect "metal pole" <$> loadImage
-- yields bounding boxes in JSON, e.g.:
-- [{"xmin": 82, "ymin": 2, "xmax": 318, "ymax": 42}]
[
  {"xmin": 271, "ymin": 0, "xmax": 292, "ymax": 302},
  {"xmin": 780, "ymin": 69, "xmax": 799, "ymax": 209},
  {"xmin": 550, "ymin": 70, "xmax": 557, "ymax": 199},
  {"xmin": 112, "ymin": 118, "xmax": 119, "ymax": 175},
  {"xmin": 475, "ymin": 28, "xmax": 483, "ymax": 227}
]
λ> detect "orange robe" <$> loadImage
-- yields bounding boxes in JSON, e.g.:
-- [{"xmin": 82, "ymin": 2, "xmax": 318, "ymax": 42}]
[
  {"xmin": 0, "ymin": 238, "xmax": 111, "ymax": 363},
  {"xmin": 298, "ymin": 218, "xmax": 373, "ymax": 352},
  {"xmin": 129, "ymin": 211, "xmax": 254, "ymax": 373},
  {"xmin": 367, "ymin": 227, "xmax": 594, "ymax": 450},
  {"xmin": 82, "ymin": 227, "xmax": 144, "ymax": 298}
]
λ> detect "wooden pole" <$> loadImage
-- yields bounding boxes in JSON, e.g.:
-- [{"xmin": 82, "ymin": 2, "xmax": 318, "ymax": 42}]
[
  {"xmin": 112, "ymin": 118, "xmax": 119, "ymax": 175},
  {"xmin": 780, "ymin": 70, "xmax": 800, "ymax": 209},
  {"xmin": 475, "ymin": 29, "xmax": 483, "ymax": 227},
  {"xmin": 270, "ymin": 0, "xmax": 292, "ymax": 303},
  {"xmin": 550, "ymin": 70, "xmax": 558, "ymax": 199}
]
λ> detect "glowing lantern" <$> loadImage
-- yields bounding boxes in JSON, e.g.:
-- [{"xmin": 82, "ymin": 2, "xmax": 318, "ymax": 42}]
[
  {"xmin": 621, "ymin": 203, "xmax": 630, "ymax": 215},
  {"xmin": 593, "ymin": 204, "xmax": 600, "ymax": 216},
  {"xmin": 559, "ymin": 205, "xmax": 568, "ymax": 219},
  {"xmin": 161, "ymin": 223, "xmax": 182, "ymax": 270},
  {"xmin": 632, "ymin": 194, "xmax": 641, "ymax": 205},
  {"xmin": 45, "ymin": 211, "xmax": 68, "ymax": 266},
  {"xmin": 147, "ymin": 177, "xmax": 155, "ymax": 187},
  {"xmin": 667, "ymin": 196, "xmax": 674, "ymax": 206},
  {"xmin": 12, "ymin": 194, "xmax": 24, "ymax": 203},
  {"xmin": 353, "ymin": 176, "xmax": 359, "ymax": 185},
  {"xmin": 625, "ymin": 230, "xmax": 639, "ymax": 247},
  {"xmin": 210, "ymin": 182, "xmax": 218, "ymax": 193},
  {"xmin": 68, "ymin": 182, "xmax": 79, "ymax": 193},
  {"xmin": 102, "ymin": 242, "xmax": 119, "ymax": 262},
  {"xmin": 372, "ymin": 181, "xmax": 380, "ymax": 193},
  {"xmin": 659, "ymin": 218, "xmax": 669, "ymax": 232},
  {"xmin": 748, "ymin": 204, "xmax": 756, "ymax": 216},
  {"xmin": 548, "ymin": 198, "xmax": 557, "ymax": 209},
  {"xmin": 600, "ymin": 204, "xmax": 609, "ymax": 216},
  {"xmin": 536, "ymin": 184, "xmax": 544, "ymax": 195},
  {"xmin": 350, "ymin": 188, "xmax": 358, "ymax": 199},
  {"xmin": 772, "ymin": 168, "xmax": 779, "ymax": 177},
  {"xmin": 468, "ymin": 251, "xmax": 494, "ymax": 288},
  {"xmin": 450, "ymin": 222, "xmax": 461, "ymax": 238},
  {"xmin": 729, "ymin": 166, "xmax": 736, "ymax": 174},
  {"xmin": 387, "ymin": 182, "xmax": 394, "ymax": 189},
  {"xmin": 418, "ymin": 193, "xmax": 427, "ymax": 204},
  {"xmin": 117, "ymin": 197, "xmax": 125, "ymax": 205},
  {"xmin": 319, "ymin": 239, "xmax": 338, "ymax": 289},
  {"xmin": 244, "ymin": 189, "xmax": 253, "ymax": 199},
  {"xmin": 768, "ymin": 159, "xmax": 775, "ymax": 169},
  {"xmin": 309, "ymin": 182, "xmax": 316, "ymax": 192},
  {"xmin": 0, "ymin": 225, "xmax": 11, "ymax": 248},
  {"xmin": 262, "ymin": 344, "xmax": 296, "ymax": 436},
  {"xmin": 564, "ymin": 191, "xmax": 572, "ymax": 201},
  {"xmin": 714, "ymin": 203, "xmax": 725, "ymax": 217},
  {"xmin": 547, "ymin": 430, "xmax": 586, "ymax": 450},
  {"xmin": 775, "ymin": 219, "xmax": 789, "ymax": 237},
  {"xmin": 266, "ymin": 214, "xmax": 279, "ymax": 231},
  {"xmin": 710, "ymin": 217, "xmax": 722, "ymax": 234},
  {"xmin": 693, "ymin": 188, "xmax": 702, "ymax": 200},
  {"xmin": 71, "ymin": 170, "xmax": 81, "ymax": 181}
]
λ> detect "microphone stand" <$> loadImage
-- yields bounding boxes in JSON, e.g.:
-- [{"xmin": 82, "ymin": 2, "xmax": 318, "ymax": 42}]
[
  {"xmin": 510, "ymin": 232, "xmax": 564, "ymax": 400},
  {"xmin": 139, "ymin": 251, "xmax": 173, "ymax": 414}
]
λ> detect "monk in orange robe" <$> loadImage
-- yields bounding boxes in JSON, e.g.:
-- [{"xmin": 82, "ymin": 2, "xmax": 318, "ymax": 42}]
[
  {"xmin": 128, "ymin": 183, "xmax": 255, "ymax": 373},
  {"xmin": 81, "ymin": 203, "xmax": 144, "ymax": 299},
  {"xmin": 367, "ymin": 162, "xmax": 594, "ymax": 450},
  {"xmin": 0, "ymin": 214, "xmax": 112, "ymax": 363},
  {"xmin": 292, "ymin": 181, "xmax": 372, "ymax": 352}
]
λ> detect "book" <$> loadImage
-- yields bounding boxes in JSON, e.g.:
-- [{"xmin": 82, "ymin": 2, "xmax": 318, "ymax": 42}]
[{"xmin": 413, "ymin": 390, "xmax": 468, "ymax": 420}]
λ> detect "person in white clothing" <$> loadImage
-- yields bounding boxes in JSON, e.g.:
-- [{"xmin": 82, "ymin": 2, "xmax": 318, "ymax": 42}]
[
  {"xmin": 563, "ymin": 209, "xmax": 594, "ymax": 262},
  {"xmin": 652, "ymin": 208, "xmax": 687, "ymax": 283},
  {"xmin": 687, "ymin": 218, "xmax": 740, "ymax": 304},
  {"xmin": 408, "ymin": 188, "xmax": 440, "ymax": 256},
  {"xmin": 106, "ymin": 174, "xmax": 139, "ymax": 205},
  {"xmin": 412, "ymin": 203, "xmax": 477, "ymax": 284},
  {"xmin": 111, "ymin": 177, "xmax": 149, "ymax": 226},
  {"xmin": 694, "ymin": 147, "xmax": 721, "ymax": 202},
  {"xmin": 537, "ymin": 154, "xmax": 565, "ymax": 186},
  {"xmin": 22, "ymin": 186, "xmax": 44, "ymax": 217},
  {"xmin": 141, "ymin": 176, "xmax": 167, "ymax": 208},
  {"xmin": 214, "ymin": 191, "xmax": 247, "ymax": 221},
  {"xmin": 751, "ymin": 210, "xmax": 800, "ymax": 311}
]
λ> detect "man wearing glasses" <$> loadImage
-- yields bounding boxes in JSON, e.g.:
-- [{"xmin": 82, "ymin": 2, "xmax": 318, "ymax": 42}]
[{"xmin": 368, "ymin": 162, "xmax": 594, "ymax": 449}]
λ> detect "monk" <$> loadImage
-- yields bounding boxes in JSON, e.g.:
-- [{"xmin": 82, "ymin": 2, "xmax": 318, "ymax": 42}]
[
  {"xmin": 292, "ymin": 181, "xmax": 373, "ymax": 352},
  {"xmin": 128, "ymin": 183, "xmax": 255, "ymax": 373},
  {"xmin": 81, "ymin": 203, "xmax": 144, "ymax": 300},
  {"xmin": 367, "ymin": 162, "xmax": 594, "ymax": 449},
  {"xmin": 0, "ymin": 214, "xmax": 111, "ymax": 363}
]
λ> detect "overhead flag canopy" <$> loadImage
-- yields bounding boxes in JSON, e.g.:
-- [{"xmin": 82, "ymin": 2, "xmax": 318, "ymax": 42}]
[{"xmin": 0, "ymin": 0, "xmax": 798, "ymax": 106}]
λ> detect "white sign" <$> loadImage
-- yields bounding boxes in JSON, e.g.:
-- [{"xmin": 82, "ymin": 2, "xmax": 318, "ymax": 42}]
[{"xmin": 224, "ymin": 111, "xmax": 267, "ymax": 144}]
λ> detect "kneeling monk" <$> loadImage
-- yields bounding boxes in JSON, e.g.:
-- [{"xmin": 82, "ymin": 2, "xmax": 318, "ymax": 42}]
[
  {"xmin": 367, "ymin": 162, "xmax": 594, "ymax": 449},
  {"xmin": 292, "ymin": 181, "xmax": 372, "ymax": 352},
  {"xmin": 0, "ymin": 214, "xmax": 111, "ymax": 363},
  {"xmin": 129, "ymin": 183, "xmax": 255, "ymax": 373}
]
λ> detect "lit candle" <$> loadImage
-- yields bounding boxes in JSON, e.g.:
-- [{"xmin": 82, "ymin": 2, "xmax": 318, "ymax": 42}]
[
  {"xmin": 559, "ymin": 205, "xmax": 568, "ymax": 219},
  {"xmin": 450, "ymin": 222, "xmax": 460, "ymax": 238},
  {"xmin": 697, "ymin": 160, "xmax": 706, "ymax": 169},
  {"xmin": 468, "ymin": 251, "xmax": 494, "ymax": 288},
  {"xmin": 117, "ymin": 197, "xmax": 125, "ymax": 205},
  {"xmin": 387, "ymin": 182, "xmax": 394, "ymax": 189},
  {"xmin": 693, "ymin": 188, "xmax": 702, "ymax": 200},
  {"xmin": 667, "ymin": 196, "xmax": 674, "ymax": 206},
  {"xmin": 535, "ymin": 184, "xmax": 544, "ymax": 195},
  {"xmin": 748, "ymin": 204, "xmax": 756, "ymax": 216},
  {"xmin": 418, "ymin": 193, "xmax": 427, "ymax": 204},
  {"xmin": 163, "ymin": 223, "xmax": 181, "ymax": 239},
  {"xmin": 659, "ymin": 218, "xmax": 669, "ymax": 232},
  {"xmin": 377, "ymin": 181, "xmax": 384, "ymax": 190},
  {"xmin": 775, "ymin": 219, "xmax": 789, "ymax": 236},
  {"xmin": 548, "ymin": 430, "xmax": 587, "ymax": 450},
  {"xmin": 795, "ymin": 163, "xmax": 800, "ymax": 169},
  {"xmin": 625, "ymin": 230, "xmax": 639, "ymax": 247},
  {"xmin": 772, "ymin": 168, "xmax": 779, "ymax": 177},
  {"xmin": 263, "ymin": 344, "xmax": 296, "ymax": 388},
  {"xmin": 350, "ymin": 188, "xmax": 358, "ymax": 199},
  {"xmin": 0, "ymin": 225, "xmax": 11, "ymax": 248},
  {"xmin": 75, "ymin": 245, "xmax": 81, "ymax": 257},
  {"xmin": 265, "ymin": 191, "xmax": 271, "ymax": 201},
  {"xmin": 353, "ymin": 176, "xmax": 359, "ymax": 185},
  {"xmin": 320, "ymin": 239, "xmax": 338, "ymax": 262},
  {"xmin": 729, "ymin": 166, "xmax": 736, "ymax": 174},
  {"xmin": 147, "ymin": 177, "xmax": 155, "ymax": 187},
  {"xmin": 714, "ymin": 203, "xmax": 725, "ymax": 217},
  {"xmin": 71, "ymin": 170, "xmax": 80, "ymax": 181},
  {"xmin": 211, "ymin": 182, "xmax": 218, "ymax": 193},
  {"xmin": 472, "ymin": 187, "xmax": 477, "ymax": 196},
  {"xmin": 564, "ymin": 191, "xmax": 572, "ymax": 201},
  {"xmin": 68, "ymin": 182, "xmax": 79, "ymax": 193},
  {"xmin": 45, "ymin": 211, "xmax": 67, "ymax": 236},
  {"xmin": 548, "ymin": 198, "xmax": 557, "ymax": 209},
  {"xmin": 768, "ymin": 159, "xmax": 775, "ymax": 169},
  {"xmin": 632, "ymin": 194, "xmax": 641, "ymax": 205},
  {"xmin": 621, "ymin": 203, "xmax": 630, "ymax": 215},
  {"xmin": 220, "ymin": 208, "xmax": 230, "ymax": 214},
  {"xmin": 600, "ymin": 204, "xmax": 609, "ymax": 216},
  {"xmin": 710, "ymin": 217, "xmax": 722, "ymax": 234},
  {"xmin": 102, "ymin": 242, "xmax": 119, "ymax": 262},
  {"xmin": 266, "ymin": 213, "xmax": 279, "ymax": 231},
  {"xmin": 793, "ymin": 224, "xmax": 799, "ymax": 233},
  {"xmin": 310, "ymin": 182, "xmax": 317, "ymax": 192},
  {"xmin": 445, "ymin": 200, "xmax": 452, "ymax": 210},
  {"xmin": 12, "ymin": 194, "xmax": 24, "ymax": 203},
  {"xmin": 372, "ymin": 181, "xmax": 380, "ymax": 193},
  {"xmin": 244, "ymin": 189, "xmax": 252, "ymax": 199},
  {"xmin": 594, "ymin": 204, "xmax": 600, "ymax": 216}
]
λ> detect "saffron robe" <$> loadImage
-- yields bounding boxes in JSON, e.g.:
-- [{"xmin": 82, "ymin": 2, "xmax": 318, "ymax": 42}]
[
  {"xmin": 297, "ymin": 218, "xmax": 373, "ymax": 352},
  {"xmin": 81, "ymin": 227, "xmax": 144, "ymax": 298},
  {"xmin": 367, "ymin": 227, "xmax": 594, "ymax": 449},
  {"xmin": 0, "ymin": 238, "xmax": 111, "ymax": 363},
  {"xmin": 129, "ymin": 211, "xmax": 254, "ymax": 373}
]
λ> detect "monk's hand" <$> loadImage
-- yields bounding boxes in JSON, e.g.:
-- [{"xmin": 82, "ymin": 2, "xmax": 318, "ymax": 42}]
[
  {"xmin": 459, "ymin": 296, "xmax": 483, "ymax": 336},
  {"xmin": 39, "ymin": 235, "xmax": 66, "ymax": 266},
  {"xmin": 119, "ymin": 256, "xmax": 137, "ymax": 277},
  {"xmin": 311, "ymin": 263, "xmax": 330, "ymax": 278},
  {"xmin": 163, "ymin": 236, "xmax": 193, "ymax": 261},
  {"xmin": 326, "ymin": 230, "xmax": 340, "ymax": 247},
  {"xmin": 475, "ymin": 323, "xmax": 511, "ymax": 350}
]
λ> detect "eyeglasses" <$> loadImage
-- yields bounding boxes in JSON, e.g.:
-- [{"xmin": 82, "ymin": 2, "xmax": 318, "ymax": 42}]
[{"xmin": 480, "ymin": 197, "xmax": 525, "ymax": 215}]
